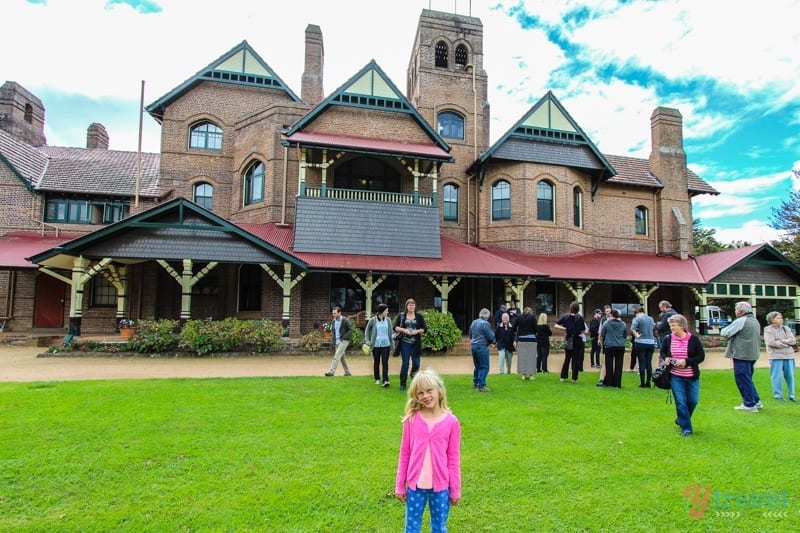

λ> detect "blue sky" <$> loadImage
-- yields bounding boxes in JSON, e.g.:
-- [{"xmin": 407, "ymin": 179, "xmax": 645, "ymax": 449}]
[{"xmin": 4, "ymin": 0, "xmax": 799, "ymax": 244}]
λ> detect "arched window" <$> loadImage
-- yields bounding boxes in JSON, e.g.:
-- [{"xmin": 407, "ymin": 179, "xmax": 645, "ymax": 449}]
[
  {"xmin": 443, "ymin": 184, "xmax": 459, "ymax": 221},
  {"xmin": 573, "ymin": 187, "xmax": 583, "ymax": 228},
  {"xmin": 455, "ymin": 44, "xmax": 468, "ymax": 67},
  {"xmin": 189, "ymin": 122, "xmax": 223, "ymax": 150},
  {"xmin": 238, "ymin": 264, "xmax": 262, "ymax": 311},
  {"xmin": 194, "ymin": 183, "xmax": 214, "ymax": 210},
  {"xmin": 243, "ymin": 161, "xmax": 264, "ymax": 205},
  {"xmin": 492, "ymin": 181, "xmax": 511, "ymax": 221},
  {"xmin": 437, "ymin": 112, "xmax": 464, "ymax": 140},
  {"xmin": 537, "ymin": 181, "xmax": 554, "ymax": 222},
  {"xmin": 24, "ymin": 104, "xmax": 33, "ymax": 123},
  {"xmin": 435, "ymin": 40, "xmax": 449, "ymax": 68},
  {"xmin": 635, "ymin": 206, "xmax": 649, "ymax": 235}
]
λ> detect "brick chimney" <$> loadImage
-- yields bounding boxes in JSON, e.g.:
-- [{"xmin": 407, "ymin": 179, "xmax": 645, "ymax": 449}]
[
  {"xmin": 86, "ymin": 122, "xmax": 109, "ymax": 149},
  {"xmin": 649, "ymin": 107, "xmax": 691, "ymax": 259},
  {"xmin": 301, "ymin": 24, "xmax": 324, "ymax": 105}
]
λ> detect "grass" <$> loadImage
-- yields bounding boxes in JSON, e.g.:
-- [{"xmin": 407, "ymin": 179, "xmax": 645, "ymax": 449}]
[{"xmin": 1, "ymin": 369, "xmax": 798, "ymax": 532}]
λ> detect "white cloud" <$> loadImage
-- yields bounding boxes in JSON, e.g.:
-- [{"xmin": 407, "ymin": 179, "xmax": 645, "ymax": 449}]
[{"xmin": 714, "ymin": 221, "xmax": 784, "ymax": 245}]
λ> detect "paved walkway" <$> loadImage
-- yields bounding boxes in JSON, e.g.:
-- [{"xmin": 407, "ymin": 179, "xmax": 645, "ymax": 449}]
[{"xmin": 0, "ymin": 344, "xmax": 756, "ymax": 383}]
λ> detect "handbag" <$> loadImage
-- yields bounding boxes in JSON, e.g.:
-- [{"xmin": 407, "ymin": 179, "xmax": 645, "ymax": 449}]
[
  {"xmin": 564, "ymin": 336, "xmax": 574, "ymax": 351},
  {"xmin": 392, "ymin": 332, "xmax": 402, "ymax": 357},
  {"xmin": 652, "ymin": 362, "xmax": 673, "ymax": 390}
]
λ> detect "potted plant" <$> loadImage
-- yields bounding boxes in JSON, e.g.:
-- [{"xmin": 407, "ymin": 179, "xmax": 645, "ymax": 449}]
[
  {"xmin": 119, "ymin": 319, "xmax": 136, "ymax": 339},
  {"xmin": 321, "ymin": 322, "xmax": 333, "ymax": 340}
]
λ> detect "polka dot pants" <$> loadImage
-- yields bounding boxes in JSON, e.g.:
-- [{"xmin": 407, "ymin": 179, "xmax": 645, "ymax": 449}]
[{"xmin": 404, "ymin": 487, "xmax": 450, "ymax": 533}]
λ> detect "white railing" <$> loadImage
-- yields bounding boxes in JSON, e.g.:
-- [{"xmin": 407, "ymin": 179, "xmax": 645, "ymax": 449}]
[{"xmin": 304, "ymin": 187, "xmax": 433, "ymax": 206}]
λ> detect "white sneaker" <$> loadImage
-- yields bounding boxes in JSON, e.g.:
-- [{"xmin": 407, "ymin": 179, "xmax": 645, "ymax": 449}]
[
  {"xmin": 375, "ymin": 380, "xmax": 381, "ymax": 385},
  {"xmin": 756, "ymin": 401, "xmax": 764, "ymax": 409},
  {"xmin": 734, "ymin": 404, "xmax": 758, "ymax": 412}
]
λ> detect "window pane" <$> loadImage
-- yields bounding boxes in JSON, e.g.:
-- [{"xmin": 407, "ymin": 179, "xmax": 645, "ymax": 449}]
[
  {"xmin": 537, "ymin": 181, "xmax": 553, "ymax": 221},
  {"xmin": 635, "ymin": 207, "xmax": 648, "ymax": 235},
  {"xmin": 443, "ymin": 184, "xmax": 459, "ymax": 221},
  {"xmin": 194, "ymin": 183, "xmax": 214, "ymax": 209},
  {"xmin": 492, "ymin": 181, "xmax": 511, "ymax": 221},
  {"xmin": 437, "ymin": 112, "xmax": 464, "ymax": 140},
  {"xmin": 573, "ymin": 188, "xmax": 582, "ymax": 227},
  {"xmin": 91, "ymin": 276, "xmax": 116, "ymax": 307},
  {"xmin": 189, "ymin": 122, "xmax": 222, "ymax": 150},
  {"xmin": 244, "ymin": 163, "xmax": 264, "ymax": 205}
]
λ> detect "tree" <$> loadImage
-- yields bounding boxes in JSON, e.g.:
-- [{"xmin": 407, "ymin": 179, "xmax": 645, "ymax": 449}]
[
  {"xmin": 692, "ymin": 218, "xmax": 728, "ymax": 255},
  {"xmin": 768, "ymin": 169, "xmax": 800, "ymax": 265}
]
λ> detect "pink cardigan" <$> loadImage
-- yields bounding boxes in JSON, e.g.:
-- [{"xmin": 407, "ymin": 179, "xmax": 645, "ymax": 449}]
[{"xmin": 395, "ymin": 411, "xmax": 461, "ymax": 499}]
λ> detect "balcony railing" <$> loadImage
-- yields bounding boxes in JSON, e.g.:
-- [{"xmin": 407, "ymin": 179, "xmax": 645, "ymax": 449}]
[{"xmin": 302, "ymin": 186, "xmax": 434, "ymax": 206}]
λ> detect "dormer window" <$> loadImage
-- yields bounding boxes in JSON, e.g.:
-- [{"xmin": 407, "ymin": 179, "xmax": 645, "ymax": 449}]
[
  {"xmin": 189, "ymin": 122, "xmax": 223, "ymax": 150},
  {"xmin": 435, "ymin": 41, "xmax": 449, "ymax": 68}
]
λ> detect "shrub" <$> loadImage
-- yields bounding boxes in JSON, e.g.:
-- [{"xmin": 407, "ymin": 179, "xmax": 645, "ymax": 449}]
[
  {"xmin": 301, "ymin": 330, "xmax": 323, "ymax": 352},
  {"xmin": 127, "ymin": 318, "xmax": 181, "ymax": 353},
  {"xmin": 419, "ymin": 309, "xmax": 462, "ymax": 352},
  {"xmin": 347, "ymin": 326, "xmax": 364, "ymax": 351},
  {"xmin": 178, "ymin": 318, "xmax": 283, "ymax": 355}
]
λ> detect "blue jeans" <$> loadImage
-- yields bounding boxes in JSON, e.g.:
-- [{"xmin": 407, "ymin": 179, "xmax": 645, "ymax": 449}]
[
  {"xmin": 400, "ymin": 341, "xmax": 420, "ymax": 387},
  {"xmin": 770, "ymin": 359, "xmax": 796, "ymax": 400},
  {"xmin": 405, "ymin": 488, "xmax": 450, "ymax": 533},
  {"xmin": 733, "ymin": 359, "xmax": 761, "ymax": 407},
  {"xmin": 471, "ymin": 344, "xmax": 490, "ymax": 388},
  {"xmin": 670, "ymin": 375, "xmax": 700, "ymax": 433},
  {"xmin": 635, "ymin": 343, "xmax": 655, "ymax": 385}
]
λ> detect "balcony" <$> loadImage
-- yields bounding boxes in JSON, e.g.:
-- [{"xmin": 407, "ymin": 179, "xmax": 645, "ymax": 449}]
[{"xmin": 301, "ymin": 186, "xmax": 435, "ymax": 206}]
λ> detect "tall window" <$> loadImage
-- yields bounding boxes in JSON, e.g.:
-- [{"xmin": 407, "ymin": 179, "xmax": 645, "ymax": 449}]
[
  {"xmin": 243, "ymin": 162, "xmax": 264, "ymax": 205},
  {"xmin": 91, "ymin": 276, "xmax": 116, "ymax": 307},
  {"xmin": 189, "ymin": 122, "xmax": 222, "ymax": 150},
  {"xmin": 437, "ymin": 112, "xmax": 464, "ymax": 140},
  {"xmin": 635, "ymin": 206, "xmax": 649, "ymax": 235},
  {"xmin": 455, "ymin": 44, "xmax": 468, "ymax": 67},
  {"xmin": 24, "ymin": 103, "xmax": 33, "ymax": 123},
  {"xmin": 238, "ymin": 264, "xmax": 262, "ymax": 311},
  {"xmin": 537, "ymin": 180, "xmax": 554, "ymax": 222},
  {"xmin": 194, "ymin": 183, "xmax": 214, "ymax": 210},
  {"xmin": 435, "ymin": 41, "xmax": 449, "ymax": 68},
  {"xmin": 492, "ymin": 181, "xmax": 511, "ymax": 221},
  {"xmin": 573, "ymin": 187, "xmax": 583, "ymax": 227},
  {"xmin": 443, "ymin": 184, "xmax": 459, "ymax": 221}
]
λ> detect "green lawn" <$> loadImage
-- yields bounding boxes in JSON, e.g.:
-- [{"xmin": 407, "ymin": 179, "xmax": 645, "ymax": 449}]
[{"xmin": 1, "ymin": 370, "xmax": 797, "ymax": 532}]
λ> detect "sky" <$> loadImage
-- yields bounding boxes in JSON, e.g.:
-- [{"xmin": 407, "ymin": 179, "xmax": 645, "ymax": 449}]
[{"xmin": 3, "ymin": 0, "xmax": 799, "ymax": 245}]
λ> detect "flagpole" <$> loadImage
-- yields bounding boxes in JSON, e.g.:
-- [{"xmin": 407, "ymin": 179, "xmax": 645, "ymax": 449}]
[{"xmin": 135, "ymin": 80, "xmax": 144, "ymax": 209}]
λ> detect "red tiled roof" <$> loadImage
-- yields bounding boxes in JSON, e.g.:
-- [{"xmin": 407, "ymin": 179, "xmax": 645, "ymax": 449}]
[
  {"xmin": 239, "ymin": 223, "xmax": 542, "ymax": 276},
  {"xmin": 695, "ymin": 244, "xmax": 764, "ymax": 281},
  {"xmin": 284, "ymin": 131, "xmax": 452, "ymax": 160},
  {"xmin": 0, "ymin": 231, "xmax": 82, "ymax": 268},
  {"xmin": 484, "ymin": 247, "xmax": 707, "ymax": 285}
]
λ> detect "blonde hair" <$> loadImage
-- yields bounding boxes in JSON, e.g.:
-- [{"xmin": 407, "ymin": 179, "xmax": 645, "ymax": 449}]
[
  {"xmin": 402, "ymin": 368, "xmax": 450, "ymax": 421},
  {"xmin": 537, "ymin": 313, "xmax": 548, "ymax": 325}
]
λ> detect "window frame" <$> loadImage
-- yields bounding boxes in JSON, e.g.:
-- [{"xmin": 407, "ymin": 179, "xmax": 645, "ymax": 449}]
[
  {"xmin": 443, "ymin": 183, "xmax": 459, "ymax": 222},
  {"xmin": 90, "ymin": 275, "xmax": 116, "ymax": 307},
  {"xmin": 454, "ymin": 44, "xmax": 468, "ymax": 67},
  {"xmin": 243, "ymin": 161, "xmax": 265, "ymax": 206},
  {"xmin": 635, "ymin": 206, "xmax": 649, "ymax": 235},
  {"xmin": 189, "ymin": 122, "xmax": 223, "ymax": 151},
  {"xmin": 573, "ymin": 187, "xmax": 583, "ymax": 228},
  {"xmin": 435, "ymin": 40, "xmax": 449, "ymax": 68},
  {"xmin": 437, "ymin": 111, "xmax": 465, "ymax": 140},
  {"xmin": 194, "ymin": 182, "xmax": 214, "ymax": 210},
  {"xmin": 491, "ymin": 180, "xmax": 511, "ymax": 221},
  {"xmin": 537, "ymin": 180, "xmax": 555, "ymax": 222}
]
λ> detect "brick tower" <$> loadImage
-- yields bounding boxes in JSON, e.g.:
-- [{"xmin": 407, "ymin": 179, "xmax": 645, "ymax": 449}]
[
  {"xmin": 0, "ymin": 81, "xmax": 46, "ymax": 147},
  {"xmin": 407, "ymin": 9, "xmax": 489, "ymax": 243}
]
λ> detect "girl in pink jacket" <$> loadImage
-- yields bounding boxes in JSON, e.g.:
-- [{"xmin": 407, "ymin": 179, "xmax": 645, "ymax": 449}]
[{"xmin": 395, "ymin": 369, "xmax": 461, "ymax": 533}]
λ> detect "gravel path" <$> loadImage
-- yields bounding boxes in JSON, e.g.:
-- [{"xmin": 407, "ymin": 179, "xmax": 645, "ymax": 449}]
[{"xmin": 0, "ymin": 344, "xmax": 755, "ymax": 383}]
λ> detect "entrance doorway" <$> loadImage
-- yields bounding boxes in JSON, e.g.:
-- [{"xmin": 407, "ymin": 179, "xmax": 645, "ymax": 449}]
[{"xmin": 33, "ymin": 274, "xmax": 66, "ymax": 328}]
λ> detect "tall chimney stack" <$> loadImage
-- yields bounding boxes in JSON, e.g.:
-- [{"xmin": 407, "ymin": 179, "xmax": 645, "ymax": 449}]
[
  {"xmin": 86, "ymin": 122, "xmax": 109, "ymax": 149},
  {"xmin": 301, "ymin": 24, "xmax": 324, "ymax": 105}
]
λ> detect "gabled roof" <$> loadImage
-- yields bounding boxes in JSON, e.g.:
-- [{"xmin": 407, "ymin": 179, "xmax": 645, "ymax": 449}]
[
  {"xmin": 484, "ymin": 247, "xmax": 707, "ymax": 285},
  {"xmin": 468, "ymin": 91, "xmax": 615, "ymax": 196},
  {"xmin": 146, "ymin": 40, "xmax": 301, "ymax": 121},
  {"xmin": 37, "ymin": 146, "xmax": 162, "ymax": 197},
  {"xmin": 604, "ymin": 154, "xmax": 718, "ymax": 197},
  {"xmin": 0, "ymin": 128, "xmax": 48, "ymax": 191},
  {"xmin": 28, "ymin": 198, "xmax": 306, "ymax": 270},
  {"xmin": 284, "ymin": 60, "xmax": 450, "ymax": 154},
  {"xmin": 239, "ymin": 223, "xmax": 543, "ymax": 277},
  {"xmin": 695, "ymin": 244, "xmax": 800, "ymax": 281}
]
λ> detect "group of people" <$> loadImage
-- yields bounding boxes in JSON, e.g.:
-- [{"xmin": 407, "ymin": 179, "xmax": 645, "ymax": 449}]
[
  {"xmin": 369, "ymin": 298, "xmax": 796, "ymax": 531},
  {"xmin": 326, "ymin": 299, "xmax": 427, "ymax": 392}
]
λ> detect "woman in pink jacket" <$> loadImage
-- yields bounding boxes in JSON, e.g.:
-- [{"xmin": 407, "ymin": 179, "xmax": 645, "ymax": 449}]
[{"xmin": 395, "ymin": 369, "xmax": 461, "ymax": 533}]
